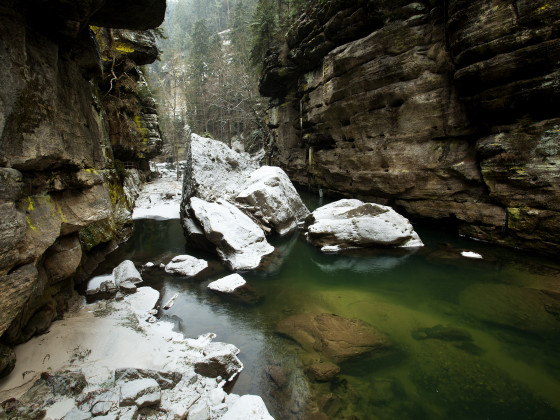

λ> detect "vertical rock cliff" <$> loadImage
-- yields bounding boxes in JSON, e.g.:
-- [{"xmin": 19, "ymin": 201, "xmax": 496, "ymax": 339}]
[
  {"xmin": 261, "ymin": 0, "xmax": 560, "ymax": 256},
  {"xmin": 0, "ymin": 0, "xmax": 165, "ymax": 358}
]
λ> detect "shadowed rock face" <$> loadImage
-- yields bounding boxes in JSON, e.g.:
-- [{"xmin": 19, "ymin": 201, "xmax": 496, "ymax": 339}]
[
  {"xmin": 261, "ymin": 0, "xmax": 560, "ymax": 256},
  {"xmin": 0, "ymin": 0, "xmax": 165, "ymax": 362}
]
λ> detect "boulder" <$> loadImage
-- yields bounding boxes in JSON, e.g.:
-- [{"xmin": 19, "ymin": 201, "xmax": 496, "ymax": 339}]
[
  {"xmin": 221, "ymin": 395, "xmax": 275, "ymax": 420},
  {"xmin": 207, "ymin": 274, "xmax": 261, "ymax": 305},
  {"xmin": 235, "ymin": 166, "xmax": 310, "ymax": 235},
  {"xmin": 190, "ymin": 198, "xmax": 274, "ymax": 271},
  {"xmin": 194, "ymin": 341, "xmax": 243, "ymax": 381},
  {"xmin": 305, "ymin": 362, "xmax": 341, "ymax": 382},
  {"xmin": 113, "ymin": 260, "xmax": 142, "ymax": 286},
  {"xmin": 164, "ymin": 255, "xmax": 208, "ymax": 277},
  {"xmin": 119, "ymin": 378, "xmax": 161, "ymax": 408},
  {"xmin": 276, "ymin": 313, "xmax": 393, "ymax": 363},
  {"xmin": 305, "ymin": 199, "xmax": 423, "ymax": 251}
]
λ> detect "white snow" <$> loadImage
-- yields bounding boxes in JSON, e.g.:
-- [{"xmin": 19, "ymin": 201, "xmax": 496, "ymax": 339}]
[
  {"xmin": 221, "ymin": 395, "xmax": 275, "ymax": 420},
  {"xmin": 208, "ymin": 274, "xmax": 246, "ymax": 294},
  {"xmin": 164, "ymin": 255, "xmax": 208, "ymax": 277},
  {"xmin": 132, "ymin": 163, "xmax": 183, "ymax": 220},
  {"xmin": 461, "ymin": 251, "xmax": 483, "ymax": 259},
  {"xmin": 86, "ymin": 274, "xmax": 115, "ymax": 295},
  {"xmin": 190, "ymin": 198, "xmax": 274, "ymax": 271}
]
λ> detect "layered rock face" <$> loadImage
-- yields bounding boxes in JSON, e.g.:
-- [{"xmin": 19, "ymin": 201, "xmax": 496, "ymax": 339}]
[
  {"xmin": 0, "ymin": 0, "xmax": 165, "ymax": 349},
  {"xmin": 261, "ymin": 0, "xmax": 560, "ymax": 256}
]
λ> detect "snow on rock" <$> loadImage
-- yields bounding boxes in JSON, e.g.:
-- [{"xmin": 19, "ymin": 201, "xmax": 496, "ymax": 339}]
[
  {"xmin": 164, "ymin": 255, "xmax": 208, "ymax": 277},
  {"xmin": 305, "ymin": 199, "xmax": 423, "ymax": 250},
  {"xmin": 185, "ymin": 134, "xmax": 259, "ymax": 202},
  {"xmin": 235, "ymin": 166, "xmax": 310, "ymax": 236},
  {"xmin": 222, "ymin": 395, "xmax": 275, "ymax": 420},
  {"xmin": 208, "ymin": 274, "xmax": 246, "ymax": 293},
  {"xmin": 190, "ymin": 198, "xmax": 274, "ymax": 271},
  {"xmin": 461, "ymin": 251, "xmax": 483, "ymax": 259},
  {"xmin": 86, "ymin": 274, "xmax": 116, "ymax": 298},
  {"xmin": 194, "ymin": 339, "xmax": 244, "ymax": 382},
  {"xmin": 119, "ymin": 378, "xmax": 161, "ymax": 408},
  {"xmin": 113, "ymin": 260, "xmax": 142, "ymax": 286}
]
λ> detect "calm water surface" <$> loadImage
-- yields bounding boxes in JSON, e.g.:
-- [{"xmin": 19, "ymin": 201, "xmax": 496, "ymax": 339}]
[{"xmin": 96, "ymin": 193, "xmax": 560, "ymax": 419}]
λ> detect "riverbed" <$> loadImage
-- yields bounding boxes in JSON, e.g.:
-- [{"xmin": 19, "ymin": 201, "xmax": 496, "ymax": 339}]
[{"xmin": 91, "ymin": 190, "xmax": 560, "ymax": 419}]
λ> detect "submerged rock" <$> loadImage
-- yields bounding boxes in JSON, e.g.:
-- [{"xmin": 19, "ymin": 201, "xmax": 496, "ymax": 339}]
[
  {"xmin": 164, "ymin": 255, "xmax": 208, "ymax": 277},
  {"xmin": 411, "ymin": 325, "xmax": 473, "ymax": 342},
  {"xmin": 190, "ymin": 198, "xmax": 274, "ymax": 271},
  {"xmin": 276, "ymin": 313, "xmax": 393, "ymax": 363},
  {"xmin": 305, "ymin": 199, "xmax": 423, "ymax": 251},
  {"xmin": 207, "ymin": 274, "xmax": 261, "ymax": 305},
  {"xmin": 235, "ymin": 166, "xmax": 310, "ymax": 235},
  {"xmin": 460, "ymin": 283, "xmax": 560, "ymax": 337},
  {"xmin": 305, "ymin": 362, "xmax": 340, "ymax": 382}
]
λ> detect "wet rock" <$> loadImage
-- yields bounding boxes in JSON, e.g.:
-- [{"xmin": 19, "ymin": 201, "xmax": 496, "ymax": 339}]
[
  {"xmin": 265, "ymin": 365, "xmax": 287, "ymax": 389},
  {"xmin": 235, "ymin": 166, "xmax": 310, "ymax": 235},
  {"xmin": 207, "ymin": 274, "xmax": 262, "ymax": 305},
  {"xmin": 0, "ymin": 398, "xmax": 46, "ymax": 420},
  {"xmin": 411, "ymin": 324, "xmax": 473, "ymax": 342},
  {"xmin": 276, "ymin": 313, "xmax": 393, "ymax": 363},
  {"xmin": 0, "ymin": 343, "xmax": 16, "ymax": 378},
  {"xmin": 221, "ymin": 395, "xmax": 274, "ymax": 420},
  {"xmin": 305, "ymin": 362, "xmax": 340, "ymax": 382},
  {"xmin": 86, "ymin": 274, "xmax": 117, "ymax": 300},
  {"xmin": 119, "ymin": 378, "xmax": 161, "ymax": 408},
  {"xmin": 190, "ymin": 198, "xmax": 274, "ymax": 271},
  {"xmin": 164, "ymin": 255, "xmax": 208, "ymax": 277},
  {"xmin": 305, "ymin": 199, "xmax": 423, "ymax": 251},
  {"xmin": 460, "ymin": 283, "xmax": 560, "ymax": 337},
  {"xmin": 89, "ymin": 389, "xmax": 119, "ymax": 416},
  {"xmin": 118, "ymin": 280, "xmax": 137, "ymax": 294}
]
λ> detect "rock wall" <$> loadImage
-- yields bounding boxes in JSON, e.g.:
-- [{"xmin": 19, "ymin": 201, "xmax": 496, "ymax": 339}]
[
  {"xmin": 261, "ymin": 0, "xmax": 560, "ymax": 256},
  {"xmin": 0, "ymin": 0, "xmax": 165, "ymax": 351}
]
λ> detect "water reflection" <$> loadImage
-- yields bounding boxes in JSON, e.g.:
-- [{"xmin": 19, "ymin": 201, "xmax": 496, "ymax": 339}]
[{"xmin": 92, "ymin": 199, "xmax": 560, "ymax": 419}]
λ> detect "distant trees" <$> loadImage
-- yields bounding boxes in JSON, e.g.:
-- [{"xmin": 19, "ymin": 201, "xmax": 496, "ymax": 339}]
[{"xmin": 149, "ymin": 0, "xmax": 313, "ymax": 159}]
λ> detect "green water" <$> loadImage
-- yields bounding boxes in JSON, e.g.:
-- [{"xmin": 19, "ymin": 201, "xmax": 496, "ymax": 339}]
[{"xmin": 96, "ymin": 195, "xmax": 560, "ymax": 420}]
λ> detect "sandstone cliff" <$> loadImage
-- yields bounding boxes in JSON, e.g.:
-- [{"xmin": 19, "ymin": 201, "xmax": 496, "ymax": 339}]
[
  {"xmin": 261, "ymin": 0, "xmax": 560, "ymax": 256},
  {"xmin": 0, "ymin": 0, "xmax": 165, "ymax": 358}
]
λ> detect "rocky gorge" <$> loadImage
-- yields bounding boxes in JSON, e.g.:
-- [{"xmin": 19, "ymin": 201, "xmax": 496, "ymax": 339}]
[
  {"xmin": 0, "ymin": 0, "xmax": 164, "ymax": 373},
  {"xmin": 261, "ymin": 0, "xmax": 560, "ymax": 256}
]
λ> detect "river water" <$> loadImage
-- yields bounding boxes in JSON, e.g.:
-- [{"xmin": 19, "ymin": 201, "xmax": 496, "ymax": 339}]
[{"xmin": 95, "ymin": 192, "xmax": 560, "ymax": 419}]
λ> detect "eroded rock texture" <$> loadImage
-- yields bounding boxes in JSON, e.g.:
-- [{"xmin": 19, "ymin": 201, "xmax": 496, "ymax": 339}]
[
  {"xmin": 0, "ymin": 0, "xmax": 165, "ymax": 357},
  {"xmin": 261, "ymin": 0, "xmax": 560, "ymax": 256}
]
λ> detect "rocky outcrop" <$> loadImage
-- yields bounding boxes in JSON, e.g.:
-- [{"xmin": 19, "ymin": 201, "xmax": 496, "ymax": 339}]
[
  {"xmin": 261, "ymin": 0, "xmax": 560, "ymax": 256},
  {"xmin": 305, "ymin": 199, "xmax": 423, "ymax": 251},
  {"xmin": 0, "ymin": 0, "xmax": 165, "ymax": 365}
]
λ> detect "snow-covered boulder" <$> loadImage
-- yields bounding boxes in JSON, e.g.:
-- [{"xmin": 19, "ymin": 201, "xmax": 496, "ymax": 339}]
[
  {"xmin": 119, "ymin": 378, "xmax": 161, "ymax": 408},
  {"xmin": 190, "ymin": 198, "xmax": 274, "ymax": 271},
  {"xmin": 235, "ymin": 166, "xmax": 309, "ymax": 236},
  {"xmin": 221, "ymin": 395, "xmax": 275, "ymax": 420},
  {"xmin": 184, "ymin": 134, "xmax": 259, "ymax": 203},
  {"xmin": 305, "ymin": 199, "xmax": 423, "ymax": 251},
  {"xmin": 207, "ymin": 274, "xmax": 261, "ymax": 304},
  {"xmin": 164, "ymin": 255, "xmax": 208, "ymax": 277},
  {"xmin": 113, "ymin": 260, "xmax": 142, "ymax": 286},
  {"xmin": 194, "ymin": 341, "xmax": 244, "ymax": 382}
]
